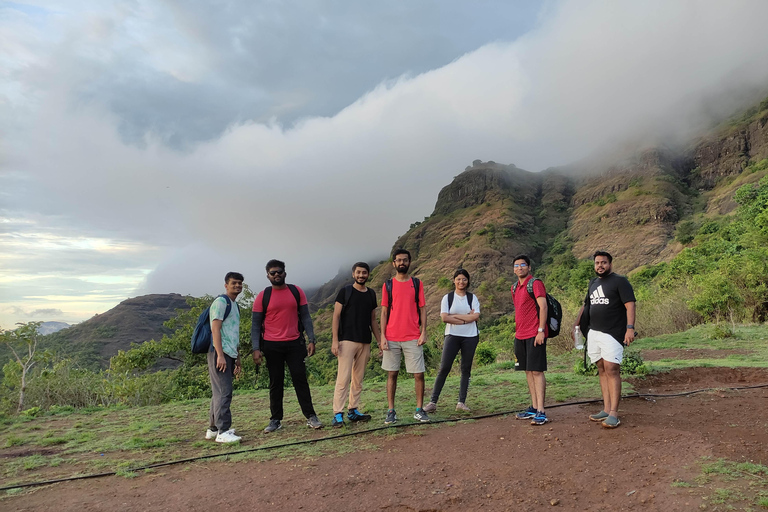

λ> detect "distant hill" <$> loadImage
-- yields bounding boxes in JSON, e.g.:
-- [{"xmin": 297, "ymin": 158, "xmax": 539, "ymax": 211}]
[
  {"xmin": 37, "ymin": 322, "xmax": 70, "ymax": 335},
  {"xmin": 42, "ymin": 294, "xmax": 191, "ymax": 369}
]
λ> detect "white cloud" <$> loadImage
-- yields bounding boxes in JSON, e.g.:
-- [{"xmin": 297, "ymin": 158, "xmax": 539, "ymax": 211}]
[{"xmin": 3, "ymin": 0, "xmax": 768, "ymax": 324}]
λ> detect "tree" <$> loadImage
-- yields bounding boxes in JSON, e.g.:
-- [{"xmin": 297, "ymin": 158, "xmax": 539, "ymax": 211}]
[{"xmin": 1, "ymin": 322, "xmax": 41, "ymax": 412}]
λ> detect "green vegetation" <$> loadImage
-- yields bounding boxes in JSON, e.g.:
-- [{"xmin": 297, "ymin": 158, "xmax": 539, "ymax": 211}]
[{"xmin": 1, "ymin": 324, "xmax": 766, "ymax": 491}]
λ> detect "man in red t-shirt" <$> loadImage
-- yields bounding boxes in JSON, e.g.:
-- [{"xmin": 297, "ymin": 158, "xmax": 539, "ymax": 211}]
[
  {"xmin": 380, "ymin": 249, "xmax": 430, "ymax": 425},
  {"xmin": 251, "ymin": 259, "xmax": 323, "ymax": 433},
  {"xmin": 511, "ymin": 254, "xmax": 550, "ymax": 426}
]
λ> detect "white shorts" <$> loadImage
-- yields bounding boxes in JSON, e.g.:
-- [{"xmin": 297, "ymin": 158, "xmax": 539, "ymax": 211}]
[
  {"xmin": 381, "ymin": 339, "xmax": 425, "ymax": 373},
  {"xmin": 587, "ymin": 329, "xmax": 624, "ymax": 365}
]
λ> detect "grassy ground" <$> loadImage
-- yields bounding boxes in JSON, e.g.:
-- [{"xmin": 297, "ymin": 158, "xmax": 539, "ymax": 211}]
[{"xmin": 1, "ymin": 323, "xmax": 767, "ymax": 492}]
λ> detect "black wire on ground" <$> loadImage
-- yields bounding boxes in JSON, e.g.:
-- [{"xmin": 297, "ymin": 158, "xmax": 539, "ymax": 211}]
[{"xmin": 3, "ymin": 382, "xmax": 767, "ymax": 492}]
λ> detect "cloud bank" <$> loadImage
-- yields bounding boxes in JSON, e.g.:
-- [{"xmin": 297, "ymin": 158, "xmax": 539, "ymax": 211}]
[{"xmin": 3, "ymin": 0, "xmax": 768, "ymax": 324}]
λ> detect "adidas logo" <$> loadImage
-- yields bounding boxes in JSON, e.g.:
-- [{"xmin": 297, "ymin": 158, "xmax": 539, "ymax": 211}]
[{"xmin": 590, "ymin": 285, "xmax": 610, "ymax": 305}]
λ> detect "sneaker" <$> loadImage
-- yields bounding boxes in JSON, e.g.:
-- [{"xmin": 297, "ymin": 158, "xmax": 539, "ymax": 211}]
[
  {"xmin": 347, "ymin": 408, "xmax": 371, "ymax": 422},
  {"xmin": 423, "ymin": 401, "xmax": 437, "ymax": 413},
  {"xmin": 531, "ymin": 411, "xmax": 550, "ymax": 426},
  {"xmin": 263, "ymin": 420, "xmax": 282, "ymax": 433},
  {"xmin": 207, "ymin": 428, "xmax": 236, "ymax": 440},
  {"xmin": 215, "ymin": 429, "xmax": 241, "ymax": 443},
  {"xmin": 414, "ymin": 408, "xmax": 431, "ymax": 423},
  {"xmin": 385, "ymin": 409, "xmax": 398, "ymax": 425},
  {"xmin": 589, "ymin": 410, "xmax": 609, "ymax": 422},
  {"xmin": 455, "ymin": 402, "xmax": 471, "ymax": 412},
  {"xmin": 307, "ymin": 414, "xmax": 324, "ymax": 429},
  {"xmin": 516, "ymin": 405, "xmax": 537, "ymax": 420},
  {"xmin": 601, "ymin": 415, "xmax": 621, "ymax": 429},
  {"xmin": 332, "ymin": 413, "xmax": 344, "ymax": 428}
]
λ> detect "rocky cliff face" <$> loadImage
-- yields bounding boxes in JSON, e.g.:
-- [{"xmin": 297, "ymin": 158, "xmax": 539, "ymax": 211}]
[
  {"xmin": 311, "ymin": 97, "xmax": 768, "ymax": 325},
  {"xmin": 688, "ymin": 112, "xmax": 768, "ymax": 189}
]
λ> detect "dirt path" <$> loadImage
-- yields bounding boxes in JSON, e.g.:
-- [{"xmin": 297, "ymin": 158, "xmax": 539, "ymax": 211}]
[{"xmin": 8, "ymin": 368, "xmax": 768, "ymax": 512}]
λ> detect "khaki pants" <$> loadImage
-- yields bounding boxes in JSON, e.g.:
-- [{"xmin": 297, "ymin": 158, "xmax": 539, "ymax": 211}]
[{"xmin": 333, "ymin": 341, "xmax": 371, "ymax": 414}]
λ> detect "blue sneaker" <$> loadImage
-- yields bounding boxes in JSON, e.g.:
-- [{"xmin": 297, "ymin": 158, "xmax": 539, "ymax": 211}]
[
  {"xmin": 384, "ymin": 409, "xmax": 398, "ymax": 425},
  {"xmin": 347, "ymin": 408, "xmax": 371, "ymax": 422},
  {"xmin": 516, "ymin": 405, "xmax": 536, "ymax": 420},
  {"xmin": 531, "ymin": 411, "xmax": 550, "ymax": 426},
  {"xmin": 332, "ymin": 412, "xmax": 344, "ymax": 428}
]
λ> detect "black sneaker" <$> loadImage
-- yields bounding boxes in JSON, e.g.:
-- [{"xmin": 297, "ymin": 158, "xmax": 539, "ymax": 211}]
[
  {"xmin": 414, "ymin": 408, "xmax": 431, "ymax": 422},
  {"xmin": 263, "ymin": 420, "xmax": 282, "ymax": 433},
  {"xmin": 384, "ymin": 409, "xmax": 397, "ymax": 425},
  {"xmin": 347, "ymin": 408, "xmax": 372, "ymax": 422},
  {"xmin": 332, "ymin": 412, "xmax": 344, "ymax": 428},
  {"xmin": 307, "ymin": 414, "xmax": 324, "ymax": 429}
]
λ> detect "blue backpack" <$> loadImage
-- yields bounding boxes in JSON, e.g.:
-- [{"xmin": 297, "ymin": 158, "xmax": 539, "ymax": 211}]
[{"xmin": 191, "ymin": 295, "xmax": 233, "ymax": 354}]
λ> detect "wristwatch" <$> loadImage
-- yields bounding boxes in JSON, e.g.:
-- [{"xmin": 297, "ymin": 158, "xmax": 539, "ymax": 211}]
[
  {"xmin": 537, "ymin": 328, "xmax": 544, "ymax": 333},
  {"xmin": 627, "ymin": 324, "xmax": 634, "ymax": 329}
]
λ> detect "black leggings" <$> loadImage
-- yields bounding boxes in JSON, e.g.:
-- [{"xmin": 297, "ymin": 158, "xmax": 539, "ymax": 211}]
[{"xmin": 430, "ymin": 334, "xmax": 479, "ymax": 404}]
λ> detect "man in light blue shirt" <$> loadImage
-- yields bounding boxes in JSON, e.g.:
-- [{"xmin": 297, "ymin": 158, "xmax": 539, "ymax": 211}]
[{"xmin": 206, "ymin": 272, "xmax": 243, "ymax": 443}]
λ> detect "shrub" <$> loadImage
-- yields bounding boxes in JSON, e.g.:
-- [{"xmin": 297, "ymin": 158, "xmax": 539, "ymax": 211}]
[{"xmin": 475, "ymin": 342, "xmax": 498, "ymax": 366}]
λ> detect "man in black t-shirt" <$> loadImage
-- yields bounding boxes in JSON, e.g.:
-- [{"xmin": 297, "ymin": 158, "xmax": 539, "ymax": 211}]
[
  {"xmin": 574, "ymin": 251, "xmax": 636, "ymax": 429},
  {"xmin": 331, "ymin": 262, "xmax": 382, "ymax": 427}
]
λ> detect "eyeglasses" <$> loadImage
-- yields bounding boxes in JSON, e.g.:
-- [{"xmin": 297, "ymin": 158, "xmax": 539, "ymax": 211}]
[
  {"xmin": 513, "ymin": 263, "xmax": 528, "ymax": 268},
  {"xmin": 268, "ymin": 270, "xmax": 284, "ymax": 276}
]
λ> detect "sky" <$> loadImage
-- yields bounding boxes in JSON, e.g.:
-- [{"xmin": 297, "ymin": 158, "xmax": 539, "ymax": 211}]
[{"xmin": 2, "ymin": 0, "xmax": 768, "ymax": 327}]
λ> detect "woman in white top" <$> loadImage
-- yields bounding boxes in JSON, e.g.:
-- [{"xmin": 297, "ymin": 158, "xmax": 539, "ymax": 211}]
[{"xmin": 423, "ymin": 269, "xmax": 480, "ymax": 413}]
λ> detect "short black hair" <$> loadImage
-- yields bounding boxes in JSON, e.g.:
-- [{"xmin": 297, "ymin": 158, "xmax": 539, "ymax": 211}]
[
  {"xmin": 513, "ymin": 254, "xmax": 531, "ymax": 267},
  {"xmin": 352, "ymin": 261, "xmax": 370, "ymax": 272},
  {"xmin": 225, "ymin": 272, "xmax": 244, "ymax": 283},
  {"xmin": 593, "ymin": 251, "xmax": 613, "ymax": 263},
  {"xmin": 392, "ymin": 248, "xmax": 411, "ymax": 261},
  {"xmin": 265, "ymin": 259, "xmax": 286, "ymax": 272},
  {"xmin": 453, "ymin": 268, "xmax": 470, "ymax": 285}
]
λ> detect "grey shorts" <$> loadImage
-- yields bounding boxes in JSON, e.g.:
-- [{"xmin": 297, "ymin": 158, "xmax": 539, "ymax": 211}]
[{"xmin": 381, "ymin": 339, "xmax": 425, "ymax": 373}]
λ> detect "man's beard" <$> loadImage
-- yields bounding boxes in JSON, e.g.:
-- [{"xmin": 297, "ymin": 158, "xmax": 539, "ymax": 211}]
[{"xmin": 396, "ymin": 264, "xmax": 409, "ymax": 274}]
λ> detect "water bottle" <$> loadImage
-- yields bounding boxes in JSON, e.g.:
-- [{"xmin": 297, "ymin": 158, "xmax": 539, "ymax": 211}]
[{"xmin": 574, "ymin": 326, "xmax": 584, "ymax": 350}]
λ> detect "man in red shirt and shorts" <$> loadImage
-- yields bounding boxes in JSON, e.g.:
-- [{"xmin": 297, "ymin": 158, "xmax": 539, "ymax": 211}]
[
  {"xmin": 380, "ymin": 249, "xmax": 430, "ymax": 425},
  {"xmin": 511, "ymin": 254, "xmax": 550, "ymax": 426}
]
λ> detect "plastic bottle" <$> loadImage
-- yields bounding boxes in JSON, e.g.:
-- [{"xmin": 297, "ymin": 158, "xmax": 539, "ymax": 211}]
[{"xmin": 574, "ymin": 326, "xmax": 584, "ymax": 350}]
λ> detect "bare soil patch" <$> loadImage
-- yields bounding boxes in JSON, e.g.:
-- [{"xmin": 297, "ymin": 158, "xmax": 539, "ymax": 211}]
[{"xmin": 6, "ymin": 367, "xmax": 768, "ymax": 512}]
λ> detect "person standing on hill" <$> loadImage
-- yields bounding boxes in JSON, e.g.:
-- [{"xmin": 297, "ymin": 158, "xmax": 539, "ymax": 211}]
[
  {"xmin": 511, "ymin": 255, "xmax": 551, "ymax": 426},
  {"xmin": 574, "ymin": 251, "xmax": 636, "ymax": 429},
  {"xmin": 206, "ymin": 272, "xmax": 243, "ymax": 444},
  {"xmin": 330, "ymin": 262, "xmax": 381, "ymax": 428},
  {"xmin": 424, "ymin": 269, "xmax": 480, "ymax": 414},
  {"xmin": 380, "ymin": 249, "xmax": 430, "ymax": 424},
  {"xmin": 251, "ymin": 259, "xmax": 323, "ymax": 433}
]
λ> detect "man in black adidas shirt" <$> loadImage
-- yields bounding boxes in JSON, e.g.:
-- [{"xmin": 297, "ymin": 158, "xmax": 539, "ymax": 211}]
[
  {"xmin": 330, "ymin": 262, "xmax": 381, "ymax": 428},
  {"xmin": 575, "ymin": 251, "xmax": 636, "ymax": 429}
]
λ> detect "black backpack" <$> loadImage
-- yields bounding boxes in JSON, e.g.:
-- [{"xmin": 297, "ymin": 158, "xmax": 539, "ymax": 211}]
[
  {"xmin": 190, "ymin": 295, "xmax": 232, "ymax": 353},
  {"xmin": 261, "ymin": 284, "xmax": 304, "ymax": 342},
  {"xmin": 512, "ymin": 278, "xmax": 562, "ymax": 337},
  {"xmin": 384, "ymin": 277, "xmax": 421, "ymax": 326},
  {"xmin": 447, "ymin": 291, "xmax": 475, "ymax": 312}
]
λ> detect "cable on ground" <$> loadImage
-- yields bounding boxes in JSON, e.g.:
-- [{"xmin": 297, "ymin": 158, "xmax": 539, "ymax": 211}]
[{"xmin": 3, "ymin": 382, "xmax": 767, "ymax": 492}]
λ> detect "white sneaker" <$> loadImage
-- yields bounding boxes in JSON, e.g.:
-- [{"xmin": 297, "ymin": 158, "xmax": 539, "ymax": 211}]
[
  {"xmin": 206, "ymin": 428, "xmax": 235, "ymax": 440},
  {"xmin": 215, "ymin": 429, "xmax": 241, "ymax": 443}
]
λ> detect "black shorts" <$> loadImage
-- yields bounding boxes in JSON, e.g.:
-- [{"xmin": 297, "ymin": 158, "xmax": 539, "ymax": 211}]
[{"xmin": 514, "ymin": 336, "xmax": 547, "ymax": 372}]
